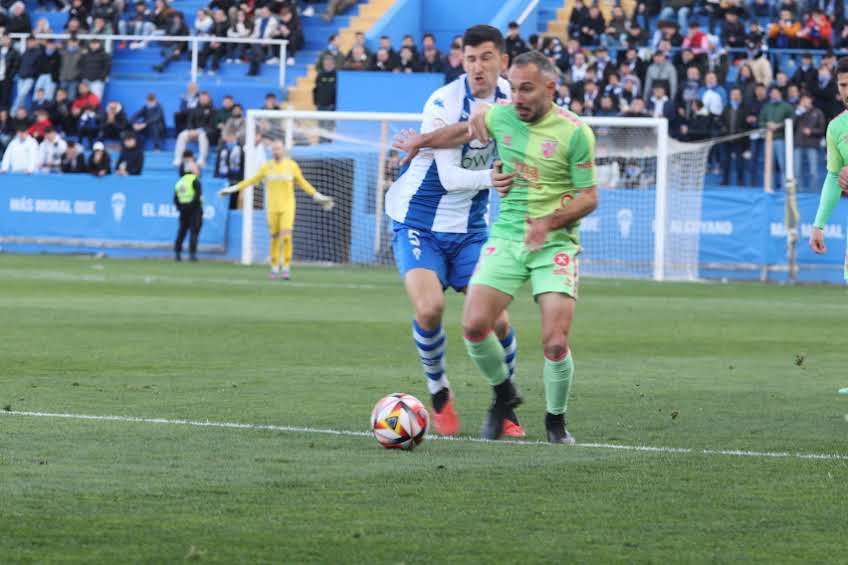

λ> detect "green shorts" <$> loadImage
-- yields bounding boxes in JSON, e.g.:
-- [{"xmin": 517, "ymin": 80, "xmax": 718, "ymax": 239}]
[{"xmin": 470, "ymin": 237, "xmax": 580, "ymax": 299}]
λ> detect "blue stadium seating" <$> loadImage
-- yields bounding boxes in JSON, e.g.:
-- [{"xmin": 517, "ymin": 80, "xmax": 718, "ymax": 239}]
[{"xmin": 27, "ymin": 0, "xmax": 365, "ymax": 125}]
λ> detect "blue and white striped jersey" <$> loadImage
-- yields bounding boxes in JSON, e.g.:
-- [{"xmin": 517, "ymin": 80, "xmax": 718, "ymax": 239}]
[{"xmin": 385, "ymin": 74, "xmax": 510, "ymax": 233}]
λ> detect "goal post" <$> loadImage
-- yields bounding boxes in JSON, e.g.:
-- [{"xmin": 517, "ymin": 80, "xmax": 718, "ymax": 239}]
[{"xmin": 241, "ymin": 109, "xmax": 709, "ymax": 281}]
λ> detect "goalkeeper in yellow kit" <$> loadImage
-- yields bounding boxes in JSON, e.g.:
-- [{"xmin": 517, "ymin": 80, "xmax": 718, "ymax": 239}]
[{"xmin": 219, "ymin": 141, "xmax": 334, "ymax": 280}]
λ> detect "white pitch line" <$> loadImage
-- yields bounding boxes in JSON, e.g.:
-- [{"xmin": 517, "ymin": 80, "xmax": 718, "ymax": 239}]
[{"xmin": 2, "ymin": 410, "xmax": 847, "ymax": 461}]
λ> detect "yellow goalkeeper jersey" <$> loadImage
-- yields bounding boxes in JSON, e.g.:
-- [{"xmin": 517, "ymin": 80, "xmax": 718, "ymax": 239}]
[{"xmin": 235, "ymin": 158, "xmax": 317, "ymax": 212}]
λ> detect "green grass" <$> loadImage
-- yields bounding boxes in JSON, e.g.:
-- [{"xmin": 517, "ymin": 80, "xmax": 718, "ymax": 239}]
[{"xmin": 1, "ymin": 254, "xmax": 847, "ymax": 563}]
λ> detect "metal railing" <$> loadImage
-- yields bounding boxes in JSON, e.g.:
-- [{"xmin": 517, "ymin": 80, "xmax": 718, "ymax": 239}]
[{"xmin": 9, "ymin": 32, "xmax": 288, "ymax": 89}]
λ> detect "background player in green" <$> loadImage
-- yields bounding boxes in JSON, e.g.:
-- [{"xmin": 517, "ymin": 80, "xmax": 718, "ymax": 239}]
[
  {"xmin": 810, "ymin": 56, "xmax": 848, "ymax": 396},
  {"xmin": 462, "ymin": 51, "xmax": 598, "ymax": 443}
]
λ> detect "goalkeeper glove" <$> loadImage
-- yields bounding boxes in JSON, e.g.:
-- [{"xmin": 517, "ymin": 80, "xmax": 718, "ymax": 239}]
[
  {"xmin": 312, "ymin": 192, "xmax": 334, "ymax": 211},
  {"xmin": 218, "ymin": 185, "xmax": 239, "ymax": 196}
]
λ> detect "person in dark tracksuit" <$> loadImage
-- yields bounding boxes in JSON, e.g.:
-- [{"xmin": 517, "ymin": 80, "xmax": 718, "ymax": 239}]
[{"xmin": 174, "ymin": 152, "xmax": 203, "ymax": 262}]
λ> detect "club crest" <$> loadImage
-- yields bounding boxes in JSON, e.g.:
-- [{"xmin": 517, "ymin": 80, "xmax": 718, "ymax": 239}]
[{"xmin": 542, "ymin": 140, "xmax": 558, "ymax": 158}]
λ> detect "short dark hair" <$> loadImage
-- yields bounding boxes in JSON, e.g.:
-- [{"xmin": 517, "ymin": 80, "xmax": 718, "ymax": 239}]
[
  {"xmin": 837, "ymin": 57, "xmax": 848, "ymax": 76},
  {"xmin": 508, "ymin": 21, "xmax": 519, "ymax": 29},
  {"xmin": 511, "ymin": 50, "xmax": 559, "ymax": 79},
  {"xmin": 462, "ymin": 25, "xmax": 505, "ymax": 53}
]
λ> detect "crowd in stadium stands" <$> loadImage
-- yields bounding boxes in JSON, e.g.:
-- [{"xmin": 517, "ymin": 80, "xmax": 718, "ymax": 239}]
[
  {"xmin": 540, "ymin": 0, "xmax": 843, "ymax": 190},
  {"xmin": 319, "ymin": 1, "xmax": 842, "ymax": 190},
  {"xmin": 2, "ymin": 0, "xmax": 846, "ymax": 190},
  {"xmin": 0, "ymin": 0, "xmax": 337, "ymax": 176}
]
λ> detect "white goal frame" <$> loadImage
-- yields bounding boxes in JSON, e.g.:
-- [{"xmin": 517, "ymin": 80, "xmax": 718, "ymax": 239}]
[{"xmin": 243, "ymin": 110, "xmax": 671, "ymax": 280}]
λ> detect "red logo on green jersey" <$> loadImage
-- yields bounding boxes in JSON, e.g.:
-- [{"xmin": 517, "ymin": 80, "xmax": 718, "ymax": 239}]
[
  {"xmin": 502, "ymin": 135, "xmax": 512, "ymax": 146},
  {"xmin": 553, "ymin": 252, "xmax": 570, "ymax": 267},
  {"xmin": 514, "ymin": 162, "xmax": 540, "ymax": 188},
  {"xmin": 484, "ymin": 246, "xmax": 497, "ymax": 256},
  {"xmin": 542, "ymin": 140, "xmax": 558, "ymax": 158}
]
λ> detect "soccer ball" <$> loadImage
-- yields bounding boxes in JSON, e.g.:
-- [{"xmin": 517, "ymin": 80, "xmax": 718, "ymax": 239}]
[{"xmin": 370, "ymin": 393, "xmax": 429, "ymax": 450}]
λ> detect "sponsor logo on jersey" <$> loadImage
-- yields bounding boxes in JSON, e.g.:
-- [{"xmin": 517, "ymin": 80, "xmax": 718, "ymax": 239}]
[
  {"xmin": 560, "ymin": 193, "xmax": 574, "ymax": 207},
  {"xmin": 514, "ymin": 161, "xmax": 540, "ymax": 188},
  {"xmin": 502, "ymin": 135, "xmax": 512, "ymax": 146},
  {"xmin": 542, "ymin": 140, "xmax": 558, "ymax": 158},
  {"xmin": 484, "ymin": 245, "xmax": 497, "ymax": 256},
  {"xmin": 575, "ymin": 162, "xmax": 594, "ymax": 169},
  {"xmin": 433, "ymin": 98, "xmax": 444, "ymax": 108}
]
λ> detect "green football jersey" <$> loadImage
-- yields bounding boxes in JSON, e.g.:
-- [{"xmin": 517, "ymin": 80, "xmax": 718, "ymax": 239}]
[
  {"xmin": 485, "ymin": 103, "xmax": 597, "ymax": 245},
  {"xmin": 826, "ymin": 110, "xmax": 848, "ymax": 174}
]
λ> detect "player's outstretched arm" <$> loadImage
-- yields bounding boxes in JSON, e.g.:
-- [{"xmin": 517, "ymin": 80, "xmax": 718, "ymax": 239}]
[
  {"xmin": 292, "ymin": 162, "xmax": 334, "ymax": 211},
  {"xmin": 525, "ymin": 187, "xmax": 599, "ymax": 251},
  {"xmin": 393, "ymin": 122, "xmax": 473, "ymax": 165},
  {"xmin": 218, "ymin": 166, "xmax": 267, "ymax": 196}
]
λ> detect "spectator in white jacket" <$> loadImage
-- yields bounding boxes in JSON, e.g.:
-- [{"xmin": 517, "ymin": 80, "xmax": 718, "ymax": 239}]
[
  {"xmin": 248, "ymin": 6, "xmax": 279, "ymax": 75},
  {"xmin": 38, "ymin": 128, "xmax": 68, "ymax": 173},
  {"xmin": 1, "ymin": 126, "xmax": 39, "ymax": 174}
]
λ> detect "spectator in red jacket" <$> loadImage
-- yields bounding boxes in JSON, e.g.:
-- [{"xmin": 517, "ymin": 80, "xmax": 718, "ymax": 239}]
[
  {"xmin": 71, "ymin": 81, "xmax": 100, "ymax": 113},
  {"xmin": 798, "ymin": 9, "xmax": 833, "ymax": 49},
  {"xmin": 682, "ymin": 20, "xmax": 709, "ymax": 56},
  {"xmin": 26, "ymin": 108, "xmax": 52, "ymax": 142}
]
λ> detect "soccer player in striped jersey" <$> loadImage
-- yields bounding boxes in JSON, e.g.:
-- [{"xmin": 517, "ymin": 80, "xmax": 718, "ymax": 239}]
[
  {"xmin": 462, "ymin": 51, "xmax": 598, "ymax": 443},
  {"xmin": 219, "ymin": 140, "xmax": 334, "ymax": 280},
  {"xmin": 385, "ymin": 25, "xmax": 524, "ymax": 437},
  {"xmin": 809, "ymin": 56, "xmax": 848, "ymax": 396}
]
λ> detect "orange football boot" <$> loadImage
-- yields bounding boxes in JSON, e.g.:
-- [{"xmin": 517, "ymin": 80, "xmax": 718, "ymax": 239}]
[
  {"xmin": 502, "ymin": 418, "xmax": 526, "ymax": 438},
  {"xmin": 432, "ymin": 396, "xmax": 461, "ymax": 436}
]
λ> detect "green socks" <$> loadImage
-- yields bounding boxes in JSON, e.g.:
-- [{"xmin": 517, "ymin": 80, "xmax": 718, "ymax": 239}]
[
  {"xmin": 466, "ymin": 333, "xmax": 574, "ymax": 415},
  {"xmin": 464, "ymin": 332, "xmax": 509, "ymax": 386},
  {"xmin": 544, "ymin": 352, "xmax": 574, "ymax": 415}
]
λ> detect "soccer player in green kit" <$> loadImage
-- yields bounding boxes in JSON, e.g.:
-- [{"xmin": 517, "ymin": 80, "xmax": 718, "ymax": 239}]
[
  {"xmin": 810, "ymin": 56, "xmax": 848, "ymax": 397},
  {"xmin": 463, "ymin": 50, "xmax": 598, "ymax": 443}
]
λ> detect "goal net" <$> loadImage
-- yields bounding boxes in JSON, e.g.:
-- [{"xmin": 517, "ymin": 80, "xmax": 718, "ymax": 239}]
[{"xmin": 242, "ymin": 110, "xmax": 711, "ymax": 281}]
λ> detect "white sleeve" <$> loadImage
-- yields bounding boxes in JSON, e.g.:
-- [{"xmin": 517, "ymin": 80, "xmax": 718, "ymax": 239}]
[
  {"xmin": 420, "ymin": 89, "xmax": 454, "ymax": 135},
  {"xmin": 432, "ymin": 147, "xmax": 492, "ymax": 191}
]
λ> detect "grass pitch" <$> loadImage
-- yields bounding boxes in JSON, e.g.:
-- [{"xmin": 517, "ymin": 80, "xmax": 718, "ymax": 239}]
[{"xmin": 1, "ymin": 254, "xmax": 847, "ymax": 563}]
